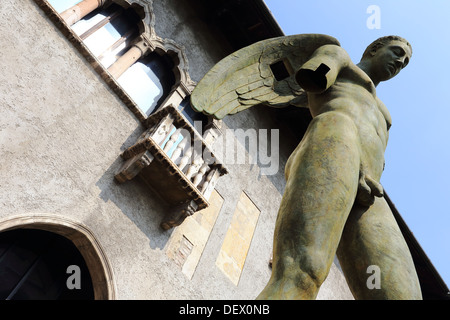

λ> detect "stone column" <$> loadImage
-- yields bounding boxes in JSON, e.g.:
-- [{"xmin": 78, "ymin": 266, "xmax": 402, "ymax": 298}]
[
  {"xmin": 107, "ymin": 40, "xmax": 150, "ymax": 79},
  {"xmin": 60, "ymin": 0, "xmax": 106, "ymax": 26}
]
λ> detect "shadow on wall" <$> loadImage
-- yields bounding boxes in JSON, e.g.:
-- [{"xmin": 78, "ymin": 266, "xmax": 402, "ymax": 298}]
[
  {"xmin": 95, "ymin": 148, "xmax": 175, "ymax": 251},
  {"xmin": 221, "ymin": 105, "xmax": 310, "ymax": 196}
]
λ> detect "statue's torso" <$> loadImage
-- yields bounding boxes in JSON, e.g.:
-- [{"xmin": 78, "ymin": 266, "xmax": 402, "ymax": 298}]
[{"xmin": 304, "ymin": 63, "xmax": 391, "ymax": 181}]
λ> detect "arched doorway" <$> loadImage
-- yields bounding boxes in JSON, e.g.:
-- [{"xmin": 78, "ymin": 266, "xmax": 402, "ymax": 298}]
[
  {"xmin": 0, "ymin": 214, "xmax": 116, "ymax": 300},
  {"xmin": 0, "ymin": 229, "xmax": 94, "ymax": 300}
]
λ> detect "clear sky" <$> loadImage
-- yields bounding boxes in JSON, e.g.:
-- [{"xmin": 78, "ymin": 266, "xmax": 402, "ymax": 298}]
[{"xmin": 263, "ymin": 0, "xmax": 450, "ymax": 287}]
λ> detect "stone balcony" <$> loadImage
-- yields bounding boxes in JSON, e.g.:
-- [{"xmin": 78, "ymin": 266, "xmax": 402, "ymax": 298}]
[{"xmin": 115, "ymin": 104, "xmax": 227, "ymax": 230}]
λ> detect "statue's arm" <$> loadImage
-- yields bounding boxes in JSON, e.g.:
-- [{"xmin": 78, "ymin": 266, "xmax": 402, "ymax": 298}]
[{"xmin": 295, "ymin": 44, "xmax": 351, "ymax": 93}]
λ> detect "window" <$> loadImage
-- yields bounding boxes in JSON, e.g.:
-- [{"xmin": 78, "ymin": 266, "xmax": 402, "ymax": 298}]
[
  {"xmin": 118, "ymin": 52, "xmax": 175, "ymax": 115},
  {"xmin": 71, "ymin": 4, "xmax": 139, "ymax": 69},
  {"xmin": 53, "ymin": 2, "xmax": 140, "ymax": 70},
  {"xmin": 46, "ymin": 0, "xmax": 177, "ymax": 117},
  {"xmin": 178, "ymin": 97, "xmax": 209, "ymax": 134}
]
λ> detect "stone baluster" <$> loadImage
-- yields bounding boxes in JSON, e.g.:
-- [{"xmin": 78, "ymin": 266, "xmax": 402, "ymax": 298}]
[
  {"xmin": 143, "ymin": 113, "xmax": 175, "ymax": 146},
  {"xmin": 200, "ymin": 168, "xmax": 220, "ymax": 200},
  {"xmin": 163, "ymin": 127, "xmax": 182, "ymax": 153},
  {"xmin": 193, "ymin": 163, "xmax": 209, "ymax": 187},
  {"xmin": 178, "ymin": 147, "xmax": 192, "ymax": 172},
  {"xmin": 185, "ymin": 155, "xmax": 203, "ymax": 180},
  {"xmin": 171, "ymin": 136, "xmax": 189, "ymax": 163}
]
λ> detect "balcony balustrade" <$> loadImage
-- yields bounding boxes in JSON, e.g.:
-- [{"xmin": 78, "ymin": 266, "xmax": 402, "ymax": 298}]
[{"xmin": 115, "ymin": 104, "xmax": 227, "ymax": 229}]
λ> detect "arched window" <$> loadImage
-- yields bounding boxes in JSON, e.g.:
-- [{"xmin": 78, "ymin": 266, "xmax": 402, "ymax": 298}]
[
  {"xmin": 117, "ymin": 52, "xmax": 175, "ymax": 115},
  {"xmin": 46, "ymin": 0, "xmax": 180, "ymax": 118},
  {"xmin": 66, "ymin": 2, "xmax": 140, "ymax": 69},
  {"xmin": 0, "ymin": 229, "xmax": 94, "ymax": 300}
]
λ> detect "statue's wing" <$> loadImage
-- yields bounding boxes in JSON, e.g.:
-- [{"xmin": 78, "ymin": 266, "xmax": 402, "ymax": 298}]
[{"xmin": 191, "ymin": 34, "xmax": 340, "ymax": 119}]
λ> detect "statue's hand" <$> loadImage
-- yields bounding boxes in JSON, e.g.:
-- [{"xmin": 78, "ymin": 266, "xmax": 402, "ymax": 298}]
[{"xmin": 356, "ymin": 171, "xmax": 384, "ymax": 207}]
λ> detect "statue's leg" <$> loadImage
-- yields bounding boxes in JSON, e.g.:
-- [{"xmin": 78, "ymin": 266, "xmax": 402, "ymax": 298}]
[
  {"xmin": 337, "ymin": 196, "xmax": 422, "ymax": 299},
  {"xmin": 257, "ymin": 112, "xmax": 360, "ymax": 299}
]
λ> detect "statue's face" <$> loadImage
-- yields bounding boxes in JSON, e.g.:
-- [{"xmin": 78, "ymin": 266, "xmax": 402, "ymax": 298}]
[{"xmin": 369, "ymin": 40, "xmax": 412, "ymax": 81}]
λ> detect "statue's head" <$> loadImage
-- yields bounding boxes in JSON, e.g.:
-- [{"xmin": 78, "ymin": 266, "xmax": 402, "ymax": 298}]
[{"xmin": 360, "ymin": 35, "xmax": 412, "ymax": 81}]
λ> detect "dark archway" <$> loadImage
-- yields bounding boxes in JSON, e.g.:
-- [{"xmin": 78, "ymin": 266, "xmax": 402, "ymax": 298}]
[{"xmin": 0, "ymin": 229, "xmax": 94, "ymax": 300}]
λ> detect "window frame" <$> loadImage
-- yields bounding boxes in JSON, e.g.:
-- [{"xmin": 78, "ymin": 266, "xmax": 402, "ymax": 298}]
[{"xmin": 36, "ymin": 0, "xmax": 198, "ymax": 126}]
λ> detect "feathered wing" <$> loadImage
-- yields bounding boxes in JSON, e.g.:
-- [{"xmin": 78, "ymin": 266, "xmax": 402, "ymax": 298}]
[{"xmin": 190, "ymin": 34, "xmax": 340, "ymax": 120}]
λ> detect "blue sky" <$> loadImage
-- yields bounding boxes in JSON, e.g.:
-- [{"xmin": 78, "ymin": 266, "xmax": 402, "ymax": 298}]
[{"xmin": 263, "ymin": 0, "xmax": 450, "ymax": 287}]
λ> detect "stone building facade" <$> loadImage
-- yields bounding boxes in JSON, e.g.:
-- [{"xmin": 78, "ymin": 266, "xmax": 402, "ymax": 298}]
[{"xmin": 0, "ymin": 0, "xmax": 446, "ymax": 300}]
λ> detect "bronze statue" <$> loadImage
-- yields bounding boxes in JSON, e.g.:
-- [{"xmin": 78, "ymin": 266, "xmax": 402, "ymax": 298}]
[{"xmin": 191, "ymin": 34, "xmax": 421, "ymax": 299}]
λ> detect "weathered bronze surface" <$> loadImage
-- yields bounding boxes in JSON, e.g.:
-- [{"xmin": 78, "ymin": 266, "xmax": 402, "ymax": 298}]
[{"xmin": 191, "ymin": 34, "xmax": 421, "ymax": 300}]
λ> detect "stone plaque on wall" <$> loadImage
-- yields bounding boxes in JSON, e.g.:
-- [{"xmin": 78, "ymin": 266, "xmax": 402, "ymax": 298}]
[{"xmin": 216, "ymin": 192, "xmax": 260, "ymax": 286}]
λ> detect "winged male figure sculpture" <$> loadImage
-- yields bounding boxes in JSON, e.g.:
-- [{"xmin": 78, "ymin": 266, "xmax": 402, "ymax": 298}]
[{"xmin": 191, "ymin": 34, "xmax": 421, "ymax": 300}]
